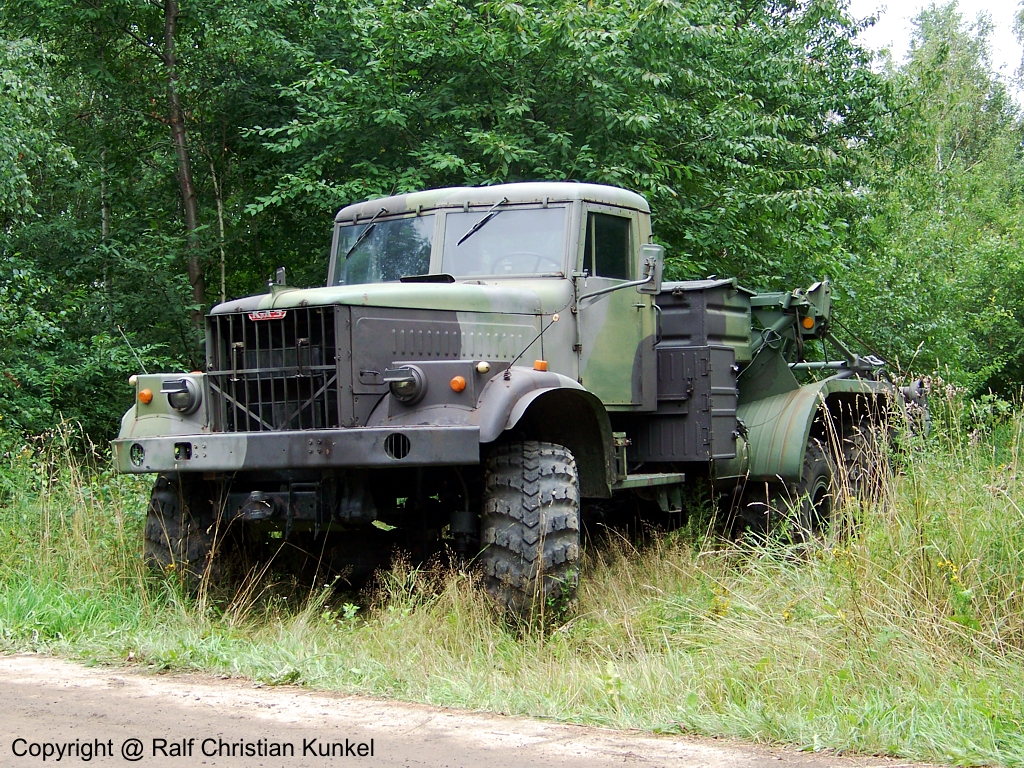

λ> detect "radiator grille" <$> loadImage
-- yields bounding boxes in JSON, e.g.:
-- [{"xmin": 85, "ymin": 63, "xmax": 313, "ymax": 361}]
[{"xmin": 207, "ymin": 307, "xmax": 340, "ymax": 432}]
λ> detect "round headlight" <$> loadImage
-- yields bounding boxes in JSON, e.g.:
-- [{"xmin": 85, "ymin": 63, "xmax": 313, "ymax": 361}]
[
  {"xmin": 385, "ymin": 365, "xmax": 427, "ymax": 405},
  {"xmin": 161, "ymin": 378, "xmax": 203, "ymax": 415}
]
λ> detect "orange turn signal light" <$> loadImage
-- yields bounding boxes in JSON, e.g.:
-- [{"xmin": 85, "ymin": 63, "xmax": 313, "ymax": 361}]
[
  {"xmin": 138, "ymin": 388, "xmax": 153, "ymax": 404},
  {"xmin": 801, "ymin": 316, "xmax": 815, "ymax": 329},
  {"xmin": 450, "ymin": 375, "xmax": 467, "ymax": 392},
  {"xmin": 533, "ymin": 360, "xmax": 548, "ymax": 372}
]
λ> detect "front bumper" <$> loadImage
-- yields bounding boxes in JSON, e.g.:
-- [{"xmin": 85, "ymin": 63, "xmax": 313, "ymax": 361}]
[{"xmin": 112, "ymin": 425, "xmax": 480, "ymax": 474}]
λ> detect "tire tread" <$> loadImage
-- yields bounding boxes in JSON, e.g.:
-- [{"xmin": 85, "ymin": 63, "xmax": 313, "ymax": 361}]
[{"xmin": 480, "ymin": 441, "xmax": 581, "ymax": 617}]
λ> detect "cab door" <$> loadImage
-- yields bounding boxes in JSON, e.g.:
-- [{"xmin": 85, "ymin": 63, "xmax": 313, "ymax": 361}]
[{"xmin": 575, "ymin": 206, "xmax": 652, "ymax": 408}]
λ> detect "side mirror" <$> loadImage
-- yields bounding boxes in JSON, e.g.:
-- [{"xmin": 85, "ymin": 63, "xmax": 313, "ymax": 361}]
[{"xmin": 637, "ymin": 243, "xmax": 664, "ymax": 294}]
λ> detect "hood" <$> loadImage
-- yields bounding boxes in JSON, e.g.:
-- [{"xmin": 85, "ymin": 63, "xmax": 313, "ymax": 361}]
[
  {"xmin": 210, "ymin": 281, "xmax": 552, "ymax": 316},
  {"xmin": 204, "ymin": 280, "xmax": 548, "ymax": 317}
]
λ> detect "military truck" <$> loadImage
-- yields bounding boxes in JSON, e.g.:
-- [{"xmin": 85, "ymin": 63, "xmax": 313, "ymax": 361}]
[{"xmin": 112, "ymin": 182, "xmax": 893, "ymax": 615}]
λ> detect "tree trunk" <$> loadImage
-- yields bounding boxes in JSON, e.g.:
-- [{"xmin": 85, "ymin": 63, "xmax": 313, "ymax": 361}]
[
  {"xmin": 209, "ymin": 158, "xmax": 227, "ymax": 304},
  {"xmin": 163, "ymin": 0, "xmax": 204, "ymax": 329},
  {"xmin": 100, "ymin": 147, "xmax": 112, "ymax": 325}
]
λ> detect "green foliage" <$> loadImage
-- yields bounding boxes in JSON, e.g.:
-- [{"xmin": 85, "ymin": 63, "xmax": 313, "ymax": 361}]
[
  {"xmin": 0, "ymin": 37, "xmax": 73, "ymax": 222},
  {"xmin": 0, "ymin": 0, "xmax": 323, "ymax": 437},
  {"xmin": 0, "ymin": 0, "xmax": 1023, "ymax": 440},
  {"xmin": 835, "ymin": 3, "xmax": 1024, "ymax": 390},
  {"xmin": 0, "ymin": 265, "xmax": 175, "ymax": 436},
  {"xmin": 252, "ymin": 0, "xmax": 891, "ymax": 284}
]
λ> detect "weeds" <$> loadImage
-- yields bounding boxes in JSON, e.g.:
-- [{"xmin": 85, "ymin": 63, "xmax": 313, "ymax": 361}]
[{"xmin": 3, "ymin": 408, "xmax": 1024, "ymax": 765}]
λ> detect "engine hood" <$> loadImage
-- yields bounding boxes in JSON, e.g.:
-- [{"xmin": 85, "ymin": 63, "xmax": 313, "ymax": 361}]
[{"xmin": 210, "ymin": 280, "xmax": 558, "ymax": 316}]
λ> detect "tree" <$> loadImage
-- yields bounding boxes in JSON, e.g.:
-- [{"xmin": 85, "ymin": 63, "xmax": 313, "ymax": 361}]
[
  {"xmin": 250, "ymin": 0, "xmax": 892, "ymax": 286},
  {"xmin": 0, "ymin": 0, "xmax": 317, "ymax": 437},
  {"xmin": 0, "ymin": 37, "xmax": 73, "ymax": 223},
  {"xmin": 838, "ymin": 2, "xmax": 1024, "ymax": 390}
]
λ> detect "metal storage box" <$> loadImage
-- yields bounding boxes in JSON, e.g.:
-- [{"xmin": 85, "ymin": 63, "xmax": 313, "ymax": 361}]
[
  {"xmin": 655, "ymin": 278, "xmax": 754, "ymax": 363},
  {"xmin": 634, "ymin": 344, "xmax": 739, "ymax": 462}
]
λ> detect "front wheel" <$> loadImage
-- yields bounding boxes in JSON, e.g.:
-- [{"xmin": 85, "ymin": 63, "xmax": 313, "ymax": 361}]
[
  {"xmin": 479, "ymin": 440, "xmax": 581, "ymax": 621},
  {"xmin": 144, "ymin": 474, "xmax": 222, "ymax": 588}
]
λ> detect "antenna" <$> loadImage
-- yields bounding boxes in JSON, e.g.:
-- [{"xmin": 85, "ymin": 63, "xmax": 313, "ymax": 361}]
[
  {"xmin": 504, "ymin": 314, "xmax": 559, "ymax": 380},
  {"xmin": 117, "ymin": 325, "xmax": 148, "ymax": 374}
]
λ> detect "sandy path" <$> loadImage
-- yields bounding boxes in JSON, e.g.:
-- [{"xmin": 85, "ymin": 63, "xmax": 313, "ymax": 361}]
[{"xmin": 0, "ymin": 654, "xmax": 932, "ymax": 767}]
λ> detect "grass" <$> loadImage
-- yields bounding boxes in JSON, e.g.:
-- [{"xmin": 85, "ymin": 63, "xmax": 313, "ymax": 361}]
[{"xmin": 3, "ymin": 394, "xmax": 1024, "ymax": 766}]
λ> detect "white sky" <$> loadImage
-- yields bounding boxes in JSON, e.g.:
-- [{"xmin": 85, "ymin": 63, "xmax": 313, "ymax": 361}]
[{"xmin": 846, "ymin": 0, "xmax": 1022, "ymax": 87}]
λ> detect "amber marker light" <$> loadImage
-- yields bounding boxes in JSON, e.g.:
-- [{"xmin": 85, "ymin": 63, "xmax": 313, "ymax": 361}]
[
  {"xmin": 138, "ymin": 389, "xmax": 153, "ymax": 404},
  {"xmin": 533, "ymin": 360, "xmax": 548, "ymax": 371},
  {"xmin": 450, "ymin": 375, "xmax": 467, "ymax": 392},
  {"xmin": 801, "ymin": 316, "xmax": 815, "ymax": 329}
]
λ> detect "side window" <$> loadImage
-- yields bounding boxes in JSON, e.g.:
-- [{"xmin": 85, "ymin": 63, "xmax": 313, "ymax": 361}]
[{"xmin": 584, "ymin": 212, "xmax": 631, "ymax": 280}]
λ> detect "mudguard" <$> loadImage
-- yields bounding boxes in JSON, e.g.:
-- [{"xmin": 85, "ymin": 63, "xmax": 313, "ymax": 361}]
[
  {"xmin": 477, "ymin": 367, "xmax": 616, "ymax": 497},
  {"xmin": 733, "ymin": 375, "xmax": 892, "ymax": 483}
]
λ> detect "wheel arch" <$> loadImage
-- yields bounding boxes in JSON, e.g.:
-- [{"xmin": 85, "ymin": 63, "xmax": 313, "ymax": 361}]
[
  {"xmin": 504, "ymin": 388, "xmax": 615, "ymax": 498},
  {"xmin": 817, "ymin": 390, "xmax": 891, "ymax": 437},
  {"xmin": 474, "ymin": 368, "xmax": 615, "ymax": 498},
  {"xmin": 739, "ymin": 377, "xmax": 892, "ymax": 483}
]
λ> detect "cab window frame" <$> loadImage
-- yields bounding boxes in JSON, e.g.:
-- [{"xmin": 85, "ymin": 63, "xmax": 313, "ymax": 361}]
[
  {"xmin": 577, "ymin": 205, "xmax": 638, "ymax": 281},
  {"xmin": 328, "ymin": 211, "xmax": 441, "ymax": 287}
]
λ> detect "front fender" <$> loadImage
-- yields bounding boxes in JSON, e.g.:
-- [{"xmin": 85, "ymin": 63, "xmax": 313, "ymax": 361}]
[
  {"xmin": 735, "ymin": 375, "xmax": 892, "ymax": 482},
  {"xmin": 115, "ymin": 373, "xmax": 210, "ymax": 440},
  {"xmin": 371, "ymin": 364, "xmax": 605, "ymax": 444},
  {"xmin": 473, "ymin": 367, "xmax": 583, "ymax": 442},
  {"xmin": 476, "ymin": 367, "xmax": 615, "ymax": 497}
]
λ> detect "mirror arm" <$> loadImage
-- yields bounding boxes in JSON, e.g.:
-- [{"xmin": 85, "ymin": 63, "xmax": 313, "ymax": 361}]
[
  {"xmin": 576, "ymin": 272, "xmax": 654, "ymax": 303},
  {"xmin": 576, "ymin": 244, "xmax": 665, "ymax": 304}
]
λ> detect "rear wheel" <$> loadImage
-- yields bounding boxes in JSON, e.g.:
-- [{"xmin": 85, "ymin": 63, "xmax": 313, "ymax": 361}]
[
  {"xmin": 736, "ymin": 437, "xmax": 836, "ymax": 540},
  {"xmin": 838, "ymin": 417, "xmax": 887, "ymax": 505},
  {"xmin": 479, "ymin": 440, "xmax": 581, "ymax": 621},
  {"xmin": 144, "ymin": 474, "xmax": 222, "ymax": 588},
  {"xmin": 788, "ymin": 438, "xmax": 836, "ymax": 540}
]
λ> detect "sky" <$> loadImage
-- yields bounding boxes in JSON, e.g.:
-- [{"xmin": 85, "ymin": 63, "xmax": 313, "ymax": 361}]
[{"xmin": 846, "ymin": 0, "xmax": 1023, "ymax": 87}]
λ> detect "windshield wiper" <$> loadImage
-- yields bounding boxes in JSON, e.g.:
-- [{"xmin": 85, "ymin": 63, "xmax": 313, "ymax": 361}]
[
  {"xmin": 456, "ymin": 197, "xmax": 507, "ymax": 246},
  {"xmin": 343, "ymin": 207, "xmax": 388, "ymax": 260}
]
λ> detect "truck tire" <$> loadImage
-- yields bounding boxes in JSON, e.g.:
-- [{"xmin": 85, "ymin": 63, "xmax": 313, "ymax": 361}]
[
  {"xmin": 839, "ymin": 417, "xmax": 886, "ymax": 504},
  {"xmin": 480, "ymin": 441, "xmax": 581, "ymax": 620},
  {"xmin": 144, "ymin": 474, "xmax": 222, "ymax": 588},
  {"xmin": 737, "ymin": 438, "xmax": 837, "ymax": 540},
  {"xmin": 788, "ymin": 438, "xmax": 836, "ymax": 540}
]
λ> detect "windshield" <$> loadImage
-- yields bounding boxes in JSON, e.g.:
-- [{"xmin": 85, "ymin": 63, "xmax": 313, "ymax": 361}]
[
  {"xmin": 441, "ymin": 207, "xmax": 566, "ymax": 277},
  {"xmin": 332, "ymin": 215, "xmax": 434, "ymax": 285}
]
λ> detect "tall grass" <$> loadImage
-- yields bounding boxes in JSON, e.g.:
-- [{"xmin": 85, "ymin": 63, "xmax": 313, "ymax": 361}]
[{"xmin": 3, "ymin": 401, "xmax": 1024, "ymax": 766}]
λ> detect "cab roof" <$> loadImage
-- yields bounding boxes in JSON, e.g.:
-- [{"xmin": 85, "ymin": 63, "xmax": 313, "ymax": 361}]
[{"xmin": 334, "ymin": 182, "xmax": 650, "ymax": 223}]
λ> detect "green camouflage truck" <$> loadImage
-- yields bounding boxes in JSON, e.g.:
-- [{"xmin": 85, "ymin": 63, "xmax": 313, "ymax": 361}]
[{"xmin": 112, "ymin": 182, "xmax": 894, "ymax": 614}]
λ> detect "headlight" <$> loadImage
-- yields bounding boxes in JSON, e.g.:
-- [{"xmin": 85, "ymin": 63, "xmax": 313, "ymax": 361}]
[
  {"xmin": 160, "ymin": 378, "xmax": 203, "ymax": 415},
  {"xmin": 383, "ymin": 365, "xmax": 427, "ymax": 405}
]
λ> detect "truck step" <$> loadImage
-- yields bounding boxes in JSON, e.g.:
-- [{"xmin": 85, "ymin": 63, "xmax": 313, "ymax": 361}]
[{"xmin": 611, "ymin": 472, "xmax": 685, "ymax": 490}]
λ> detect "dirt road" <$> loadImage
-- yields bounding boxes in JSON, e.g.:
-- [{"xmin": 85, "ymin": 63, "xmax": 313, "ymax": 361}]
[{"xmin": 0, "ymin": 654, "xmax": 928, "ymax": 768}]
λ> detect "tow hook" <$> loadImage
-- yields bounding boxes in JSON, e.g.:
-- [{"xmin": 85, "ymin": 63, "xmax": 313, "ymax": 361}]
[{"xmin": 239, "ymin": 490, "xmax": 276, "ymax": 521}]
